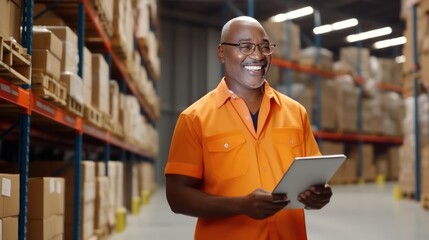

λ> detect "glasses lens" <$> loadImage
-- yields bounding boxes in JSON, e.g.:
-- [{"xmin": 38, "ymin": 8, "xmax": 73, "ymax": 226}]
[
  {"xmin": 259, "ymin": 44, "xmax": 273, "ymax": 55},
  {"xmin": 239, "ymin": 43, "xmax": 256, "ymax": 55}
]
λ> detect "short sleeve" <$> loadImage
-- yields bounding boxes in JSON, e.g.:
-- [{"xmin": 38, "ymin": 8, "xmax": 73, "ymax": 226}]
[{"xmin": 164, "ymin": 113, "xmax": 204, "ymax": 179}]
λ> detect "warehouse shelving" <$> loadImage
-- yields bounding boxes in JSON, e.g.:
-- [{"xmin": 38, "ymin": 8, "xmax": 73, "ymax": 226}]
[
  {"xmin": 0, "ymin": 1, "xmax": 159, "ymax": 240},
  {"xmin": 271, "ymin": 30, "xmax": 404, "ymax": 183},
  {"xmin": 1, "ymin": 77, "xmax": 153, "ymax": 157}
]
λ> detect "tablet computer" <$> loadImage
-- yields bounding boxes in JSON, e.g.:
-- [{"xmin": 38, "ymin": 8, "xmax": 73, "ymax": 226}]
[{"xmin": 272, "ymin": 154, "xmax": 347, "ymax": 209}]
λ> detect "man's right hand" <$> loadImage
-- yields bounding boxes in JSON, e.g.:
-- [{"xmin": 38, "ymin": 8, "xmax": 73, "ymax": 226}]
[{"xmin": 242, "ymin": 188, "xmax": 289, "ymax": 219}]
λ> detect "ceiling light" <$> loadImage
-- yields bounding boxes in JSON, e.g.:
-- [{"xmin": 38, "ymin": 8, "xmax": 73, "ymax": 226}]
[
  {"xmin": 346, "ymin": 27, "xmax": 392, "ymax": 42},
  {"xmin": 270, "ymin": 6, "xmax": 314, "ymax": 22},
  {"xmin": 313, "ymin": 18, "xmax": 358, "ymax": 35},
  {"xmin": 373, "ymin": 36, "xmax": 407, "ymax": 49},
  {"xmin": 395, "ymin": 55, "xmax": 406, "ymax": 64}
]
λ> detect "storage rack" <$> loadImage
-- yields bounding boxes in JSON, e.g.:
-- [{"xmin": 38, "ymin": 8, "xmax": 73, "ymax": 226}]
[
  {"xmin": 270, "ymin": 11, "xmax": 404, "ymax": 184},
  {"xmin": 0, "ymin": 0, "xmax": 158, "ymax": 239}
]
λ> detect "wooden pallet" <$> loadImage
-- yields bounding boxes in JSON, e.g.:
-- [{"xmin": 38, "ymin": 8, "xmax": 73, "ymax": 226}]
[
  {"xmin": 0, "ymin": 36, "xmax": 31, "ymax": 85},
  {"xmin": 112, "ymin": 123, "xmax": 124, "ymax": 138},
  {"xmin": 84, "ymin": 104, "xmax": 103, "ymax": 128},
  {"xmin": 32, "ymin": 72, "xmax": 66, "ymax": 107},
  {"xmin": 102, "ymin": 114, "xmax": 113, "ymax": 132},
  {"xmin": 401, "ymin": 191, "xmax": 415, "ymax": 200},
  {"xmin": 421, "ymin": 193, "xmax": 429, "ymax": 210},
  {"xmin": 65, "ymin": 96, "xmax": 83, "ymax": 117}
]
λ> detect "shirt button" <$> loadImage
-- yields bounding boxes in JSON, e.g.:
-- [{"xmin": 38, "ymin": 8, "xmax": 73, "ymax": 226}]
[
  {"xmin": 246, "ymin": 116, "xmax": 250, "ymax": 120},
  {"xmin": 232, "ymin": 94, "xmax": 237, "ymax": 99},
  {"xmin": 224, "ymin": 143, "xmax": 229, "ymax": 148}
]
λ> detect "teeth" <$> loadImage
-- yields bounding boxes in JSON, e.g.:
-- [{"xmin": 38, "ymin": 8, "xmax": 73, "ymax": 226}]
[{"xmin": 245, "ymin": 66, "xmax": 262, "ymax": 71}]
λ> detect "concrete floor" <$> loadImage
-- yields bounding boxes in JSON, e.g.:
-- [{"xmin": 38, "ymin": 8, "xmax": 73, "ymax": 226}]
[{"xmin": 110, "ymin": 182, "xmax": 429, "ymax": 240}]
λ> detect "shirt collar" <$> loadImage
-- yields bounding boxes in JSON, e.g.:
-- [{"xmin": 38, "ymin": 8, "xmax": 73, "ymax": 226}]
[{"xmin": 215, "ymin": 77, "xmax": 281, "ymax": 108}]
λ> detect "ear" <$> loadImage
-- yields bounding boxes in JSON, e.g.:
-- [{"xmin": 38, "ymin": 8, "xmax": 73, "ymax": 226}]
[{"xmin": 217, "ymin": 44, "xmax": 225, "ymax": 63}]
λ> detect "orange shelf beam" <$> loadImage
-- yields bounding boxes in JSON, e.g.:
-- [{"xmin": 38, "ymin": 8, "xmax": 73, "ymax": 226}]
[
  {"xmin": 83, "ymin": 122, "xmax": 154, "ymax": 157},
  {"xmin": 30, "ymin": 96, "xmax": 82, "ymax": 131},
  {"xmin": 271, "ymin": 58, "xmax": 336, "ymax": 79},
  {"xmin": 110, "ymin": 135, "xmax": 154, "ymax": 157},
  {"xmin": 271, "ymin": 58, "xmax": 402, "ymax": 93},
  {"xmin": 0, "ymin": 78, "xmax": 30, "ymax": 109},
  {"xmin": 377, "ymin": 82, "xmax": 402, "ymax": 93},
  {"xmin": 313, "ymin": 131, "xmax": 403, "ymax": 144}
]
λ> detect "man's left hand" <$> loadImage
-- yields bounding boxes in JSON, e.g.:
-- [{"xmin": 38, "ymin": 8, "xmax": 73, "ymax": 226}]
[{"xmin": 297, "ymin": 184, "xmax": 332, "ymax": 210}]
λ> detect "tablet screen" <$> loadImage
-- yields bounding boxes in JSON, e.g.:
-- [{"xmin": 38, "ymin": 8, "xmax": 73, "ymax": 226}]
[{"xmin": 272, "ymin": 154, "xmax": 347, "ymax": 209}]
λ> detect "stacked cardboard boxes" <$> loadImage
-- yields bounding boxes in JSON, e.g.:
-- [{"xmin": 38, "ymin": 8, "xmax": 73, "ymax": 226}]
[
  {"xmin": 27, "ymin": 178, "xmax": 65, "ymax": 240},
  {"xmin": 262, "ymin": 20, "xmax": 301, "ymax": 61},
  {"xmin": 66, "ymin": 161, "xmax": 96, "ymax": 240},
  {"xmin": 0, "ymin": 174, "xmax": 19, "ymax": 240},
  {"xmin": 112, "ymin": 0, "xmax": 134, "ymax": 60},
  {"xmin": 399, "ymin": 95, "xmax": 429, "ymax": 195},
  {"xmin": 0, "ymin": 0, "xmax": 21, "ymax": 42}
]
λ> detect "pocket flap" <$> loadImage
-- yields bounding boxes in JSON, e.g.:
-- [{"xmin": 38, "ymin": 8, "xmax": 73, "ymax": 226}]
[
  {"xmin": 272, "ymin": 128, "xmax": 303, "ymax": 148},
  {"xmin": 206, "ymin": 132, "xmax": 246, "ymax": 153}
]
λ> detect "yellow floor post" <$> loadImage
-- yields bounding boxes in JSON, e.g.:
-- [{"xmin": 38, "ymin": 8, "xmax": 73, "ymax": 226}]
[
  {"xmin": 115, "ymin": 207, "xmax": 127, "ymax": 232},
  {"xmin": 142, "ymin": 190, "xmax": 150, "ymax": 205},
  {"xmin": 393, "ymin": 184, "xmax": 402, "ymax": 200},
  {"xmin": 132, "ymin": 196, "xmax": 141, "ymax": 215},
  {"xmin": 376, "ymin": 174, "xmax": 385, "ymax": 186}
]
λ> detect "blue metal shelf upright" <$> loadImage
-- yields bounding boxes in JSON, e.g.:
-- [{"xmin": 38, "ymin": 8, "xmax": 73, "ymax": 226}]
[
  {"xmin": 411, "ymin": 3, "xmax": 421, "ymax": 202},
  {"xmin": 18, "ymin": 1, "xmax": 33, "ymax": 239}
]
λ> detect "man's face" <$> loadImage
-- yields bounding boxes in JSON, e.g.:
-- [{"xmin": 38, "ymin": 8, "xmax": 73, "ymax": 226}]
[{"xmin": 219, "ymin": 21, "xmax": 271, "ymax": 92}]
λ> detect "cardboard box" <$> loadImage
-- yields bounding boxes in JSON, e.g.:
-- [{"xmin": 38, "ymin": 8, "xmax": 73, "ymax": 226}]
[
  {"xmin": 32, "ymin": 28, "xmax": 63, "ymax": 60},
  {"xmin": 261, "ymin": 20, "xmax": 301, "ymax": 61},
  {"xmin": 109, "ymin": 80, "xmax": 120, "ymax": 122},
  {"xmin": 0, "ymin": 216, "xmax": 18, "ymax": 240},
  {"xmin": 0, "ymin": 0, "xmax": 11, "ymax": 39},
  {"xmin": 45, "ymin": 26, "xmax": 78, "ymax": 50},
  {"xmin": 27, "ymin": 214, "xmax": 64, "ymax": 240},
  {"xmin": 32, "ymin": 49, "xmax": 62, "ymax": 80},
  {"xmin": 92, "ymin": 54, "xmax": 110, "ymax": 114},
  {"xmin": 27, "ymin": 177, "xmax": 65, "ymax": 219},
  {"xmin": 0, "ymin": 174, "xmax": 19, "ymax": 218},
  {"xmin": 60, "ymin": 72, "xmax": 84, "ymax": 104},
  {"xmin": 45, "ymin": 26, "xmax": 79, "ymax": 74},
  {"xmin": 8, "ymin": 0, "xmax": 22, "ymax": 43},
  {"xmin": 83, "ymin": 47, "xmax": 93, "ymax": 105}
]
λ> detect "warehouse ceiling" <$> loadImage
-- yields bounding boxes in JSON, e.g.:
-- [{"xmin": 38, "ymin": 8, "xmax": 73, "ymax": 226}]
[{"xmin": 159, "ymin": 0, "xmax": 406, "ymax": 59}]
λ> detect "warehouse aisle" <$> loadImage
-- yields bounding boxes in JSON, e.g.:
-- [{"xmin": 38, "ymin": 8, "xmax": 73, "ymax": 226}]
[{"xmin": 110, "ymin": 182, "xmax": 429, "ymax": 240}]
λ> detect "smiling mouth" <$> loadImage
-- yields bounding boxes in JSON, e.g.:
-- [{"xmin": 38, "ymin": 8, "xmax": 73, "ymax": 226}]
[{"xmin": 244, "ymin": 65, "xmax": 263, "ymax": 71}]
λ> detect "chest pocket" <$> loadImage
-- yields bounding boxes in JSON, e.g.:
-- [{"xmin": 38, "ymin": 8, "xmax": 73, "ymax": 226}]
[
  {"xmin": 272, "ymin": 128, "xmax": 304, "ymax": 161},
  {"xmin": 205, "ymin": 132, "xmax": 248, "ymax": 181}
]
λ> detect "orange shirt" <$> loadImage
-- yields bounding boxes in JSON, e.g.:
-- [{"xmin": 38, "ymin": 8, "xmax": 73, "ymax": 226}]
[{"xmin": 165, "ymin": 78, "xmax": 321, "ymax": 240}]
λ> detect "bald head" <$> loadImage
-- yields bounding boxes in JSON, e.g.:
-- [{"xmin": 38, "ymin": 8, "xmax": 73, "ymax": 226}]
[{"xmin": 220, "ymin": 16, "xmax": 264, "ymax": 42}]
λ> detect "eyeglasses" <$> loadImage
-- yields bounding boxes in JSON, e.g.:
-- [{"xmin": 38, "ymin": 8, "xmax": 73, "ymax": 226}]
[{"xmin": 220, "ymin": 42, "xmax": 276, "ymax": 55}]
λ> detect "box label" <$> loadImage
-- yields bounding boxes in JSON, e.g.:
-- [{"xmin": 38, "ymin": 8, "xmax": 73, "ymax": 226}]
[
  {"xmin": 56, "ymin": 180, "xmax": 62, "ymax": 194},
  {"xmin": 50, "ymin": 178, "xmax": 55, "ymax": 193},
  {"xmin": 0, "ymin": 219, "xmax": 2, "ymax": 240},
  {"xmin": 1, "ymin": 178, "xmax": 11, "ymax": 197}
]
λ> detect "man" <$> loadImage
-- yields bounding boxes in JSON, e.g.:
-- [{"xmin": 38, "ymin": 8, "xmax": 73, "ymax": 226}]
[{"xmin": 165, "ymin": 16, "xmax": 332, "ymax": 240}]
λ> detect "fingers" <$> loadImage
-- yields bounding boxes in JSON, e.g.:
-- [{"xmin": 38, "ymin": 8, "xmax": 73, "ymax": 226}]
[
  {"xmin": 298, "ymin": 185, "xmax": 332, "ymax": 209},
  {"xmin": 245, "ymin": 189, "xmax": 289, "ymax": 219}
]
